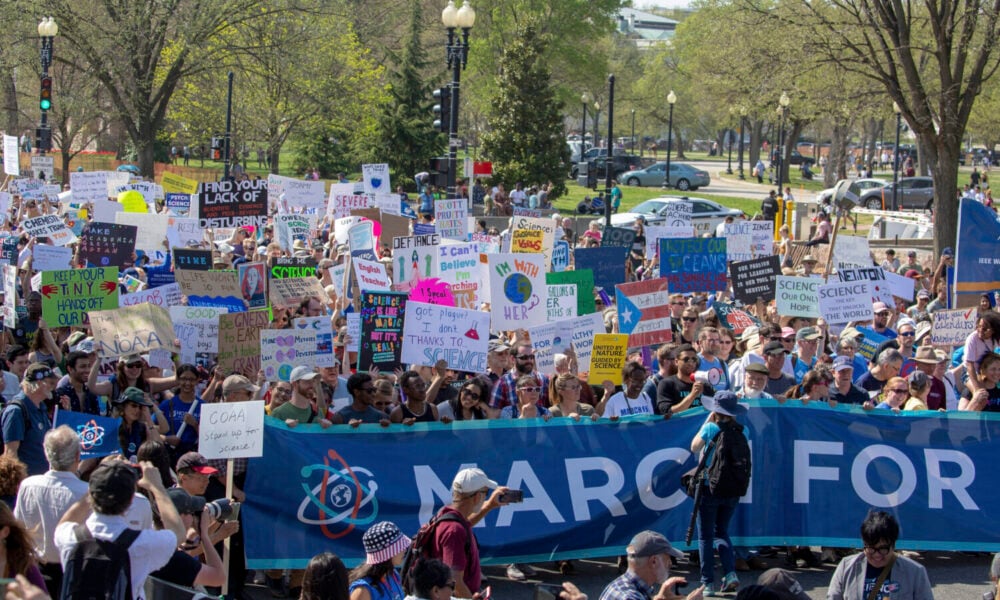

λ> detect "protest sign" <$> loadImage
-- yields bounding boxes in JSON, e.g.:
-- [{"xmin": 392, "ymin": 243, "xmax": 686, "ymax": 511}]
[
  {"xmin": 546, "ymin": 284, "xmax": 577, "ymax": 321},
  {"xmin": 160, "ymin": 171, "xmax": 199, "ymax": 194},
  {"xmin": 238, "ymin": 263, "xmax": 268, "ymax": 310},
  {"xmin": 659, "ymin": 238, "xmax": 727, "ymax": 293},
  {"xmin": 121, "ymin": 282, "xmax": 182, "ymax": 309},
  {"xmin": 293, "ymin": 316, "xmax": 335, "ymax": 368},
  {"xmin": 391, "ymin": 234, "xmax": 439, "ymax": 292},
  {"xmin": 0, "ymin": 237, "xmax": 16, "ymax": 266},
  {"xmin": 931, "ymin": 307, "xmax": 978, "ymax": 347},
  {"xmin": 52, "ymin": 410, "xmax": 122, "ymax": 459},
  {"xmin": 170, "ymin": 306, "xmax": 226, "ymax": 357},
  {"xmin": 269, "ymin": 276, "xmax": 326, "ymax": 309},
  {"xmin": 327, "ymin": 183, "xmax": 370, "ymax": 219},
  {"xmin": 22, "ymin": 214, "xmax": 77, "ymax": 246},
  {"xmin": 10, "ymin": 178, "xmax": 44, "ymax": 200},
  {"xmin": 818, "ymin": 281, "xmax": 874, "ymax": 324},
  {"xmin": 175, "ymin": 269, "xmax": 244, "ymax": 312},
  {"xmin": 574, "ymin": 246, "xmax": 629, "ymax": 292},
  {"xmin": 437, "ymin": 242, "xmax": 482, "ymax": 306},
  {"xmin": 199, "ymin": 400, "xmax": 265, "ymax": 460},
  {"xmin": 722, "ymin": 221, "xmax": 774, "ymax": 262},
  {"xmin": 166, "ymin": 216, "xmax": 204, "ymax": 249},
  {"xmin": 89, "ymin": 303, "xmax": 175, "ymax": 358},
  {"xmin": 853, "ymin": 326, "xmax": 890, "ymax": 361},
  {"xmin": 165, "ymin": 193, "xmax": 193, "ymax": 217},
  {"xmin": 260, "ymin": 328, "xmax": 317, "ymax": 381},
  {"xmin": 834, "ymin": 235, "xmax": 872, "ymax": 270},
  {"xmin": 488, "ymin": 253, "xmax": 548, "ymax": 330},
  {"xmin": 275, "ymin": 214, "xmax": 313, "ymax": 252},
  {"xmin": 546, "ymin": 270, "xmax": 596, "ymax": 316},
  {"xmin": 349, "ymin": 220, "xmax": 378, "ymax": 261},
  {"xmin": 435, "ymin": 199, "xmax": 468, "ymax": 240},
  {"xmin": 712, "ymin": 301, "xmax": 762, "ymax": 335},
  {"xmin": 662, "ymin": 201, "xmax": 692, "ymax": 227},
  {"xmin": 31, "ymin": 244, "xmax": 73, "ymax": 271},
  {"xmin": 413, "ymin": 223, "xmax": 435, "ymax": 235},
  {"xmin": 116, "ymin": 212, "xmax": 168, "ymax": 252},
  {"xmin": 360, "ymin": 291, "xmax": 407, "ymax": 371},
  {"xmin": 401, "ymin": 302, "xmax": 489, "ymax": 372},
  {"xmin": 552, "ymin": 240, "xmax": 570, "ymax": 272},
  {"xmin": 30, "ymin": 156, "xmax": 53, "ymax": 181},
  {"xmin": 884, "ymin": 270, "xmax": 917, "ymax": 301},
  {"xmin": 268, "ymin": 174, "xmax": 325, "ymax": 211},
  {"xmin": 837, "ymin": 267, "xmax": 894, "ymax": 305},
  {"xmin": 91, "ymin": 200, "xmax": 123, "ymax": 224},
  {"xmin": 77, "ymin": 222, "xmax": 136, "ymax": 267},
  {"xmin": 775, "ymin": 276, "xmax": 820, "ymax": 318},
  {"xmin": 271, "ymin": 256, "xmax": 317, "ymax": 279},
  {"xmin": 470, "ymin": 233, "xmax": 501, "ymax": 254},
  {"xmin": 601, "ymin": 227, "xmax": 637, "ymax": 250},
  {"xmin": 410, "ymin": 278, "xmax": 455, "ymax": 306},
  {"xmin": 730, "ymin": 256, "xmax": 781, "ymax": 304},
  {"xmin": 353, "ymin": 258, "xmax": 391, "ymax": 292},
  {"xmin": 588, "ymin": 334, "xmax": 630, "ymax": 385},
  {"xmin": 345, "ymin": 312, "xmax": 361, "ymax": 357},
  {"xmin": 361, "ymin": 163, "xmax": 391, "ymax": 196},
  {"xmin": 511, "ymin": 215, "xmax": 557, "ymax": 268},
  {"xmin": 2, "ymin": 265, "xmax": 16, "ymax": 323},
  {"xmin": 174, "ymin": 248, "xmax": 212, "ymax": 271},
  {"xmin": 512, "ymin": 207, "xmax": 542, "ymax": 218},
  {"xmin": 40, "ymin": 267, "xmax": 118, "ymax": 327},
  {"xmin": 527, "ymin": 320, "xmax": 575, "ymax": 374},
  {"xmin": 217, "ymin": 311, "xmax": 269, "ymax": 377},
  {"xmin": 569, "ymin": 312, "xmax": 610, "ymax": 372},
  {"xmin": 197, "ymin": 179, "xmax": 267, "ymax": 230},
  {"xmin": 3, "ymin": 135, "xmax": 19, "ymax": 176},
  {"xmin": 511, "ymin": 229, "xmax": 545, "ymax": 253},
  {"xmin": 69, "ymin": 172, "xmax": 110, "ymax": 203},
  {"xmin": 615, "ymin": 278, "xmax": 672, "ymax": 347}
]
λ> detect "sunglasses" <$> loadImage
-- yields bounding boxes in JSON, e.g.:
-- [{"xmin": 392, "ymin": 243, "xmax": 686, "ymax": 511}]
[
  {"xmin": 682, "ymin": 317, "xmax": 698, "ymax": 322},
  {"xmin": 518, "ymin": 386, "xmax": 541, "ymax": 393},
  {"xmin": 678, "ymin": 357, "xmax": 698, "ymax": 363},
  {"xmin": 461, "ymin": 389, "xmax": 481, "ymax": 400},
  {"xmin": 899, "ymin": 331, "xmax": 915, "ymax": 337},
  {"xmin": 126, "ymin": 362, "xmax": 143, "ymax": 368},
  {"xmin": 889, "ymin": 388, "xmax": 908, "ymax": 394},
  {"xmin": 516, "ymin": 354, "xmax": 536, "ymax": 360}
]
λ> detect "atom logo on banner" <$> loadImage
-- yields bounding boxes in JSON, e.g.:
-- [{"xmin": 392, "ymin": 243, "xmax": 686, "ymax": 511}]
[
  {"xmin": 297, "ymin": 450, "xmax": 379, "ymax": 540},
  {"xmin": 76, "ymin": 420, "xmax": 107, "ymax": 450}
]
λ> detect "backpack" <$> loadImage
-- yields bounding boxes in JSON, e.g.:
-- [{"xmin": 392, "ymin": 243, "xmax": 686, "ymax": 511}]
[
  {"xmin": 706, "ymin": 420, "xmax": 752, "ymax": 498},
  {"xmin": 60, "ymin": 524, "xmax": 140, "ymax": 600},
  {"xmin": 400, "ymin": 511, "xmax": 471, "ymax": 594}
]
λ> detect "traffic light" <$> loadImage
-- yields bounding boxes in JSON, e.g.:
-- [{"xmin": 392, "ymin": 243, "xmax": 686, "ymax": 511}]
[
  {"xmin": 432, "ymin": 87, "xmax": 451, "ymax": 133},
  {"xmin": 35, "ymin": 127, "xmax": 51, "ymax": 152},
  {"xmin": 39, "ymin": 76, "xmax": 53, "ymax": 111}
]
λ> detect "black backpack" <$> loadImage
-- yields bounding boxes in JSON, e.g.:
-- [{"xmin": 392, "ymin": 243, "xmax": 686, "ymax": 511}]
[
  {"xmin": 60, "ymin": 525, "xmax": 140, "ymax": 600},
  {"xmin": 706, "ymin": 420, "xmax": 752, "ymax": 498},
  {"xmin": 400, "ymin": 511, "xmax": 471, "ymax": 594}
]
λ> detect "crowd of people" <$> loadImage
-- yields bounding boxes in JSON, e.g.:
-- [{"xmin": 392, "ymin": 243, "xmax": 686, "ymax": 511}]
[{"xmin": 0, "ymin": 160, "xmax": 994, "ymax": 600}]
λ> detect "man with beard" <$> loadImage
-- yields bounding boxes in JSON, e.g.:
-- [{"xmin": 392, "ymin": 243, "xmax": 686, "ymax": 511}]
[
  {"xmin": 599, "ymin": 531, "xmax": 704, "ymax": 600},
  {"xmin": 489, "ymin": 343, "xmax": 548, "ymax": 416},
  {"xmin": 270, "ymin": 366, "xmax": 337, "ymax": 427},
  {"xmin": 657, "ymin": 345, "xmax": 716, "ymax": 414}
]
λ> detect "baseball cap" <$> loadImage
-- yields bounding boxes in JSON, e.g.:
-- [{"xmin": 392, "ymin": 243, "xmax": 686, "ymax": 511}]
[
  {"xmin": 167, "ymin": 487, "xmax": 207, "ymax": 515},
  {"xmin": 740, "ymin": 326, "xmax": 759, "ymax": 343},
  {"xmin": 757, "ymin": 568, "xmax": 810, "ymax": 600},
  {"xmin": 289, "ymin": 365, "xmax": 319, "ymax": 382},
  {"xmin": 904, "ymin": 269, "xmax": 922, "ymax": 279},
  {"xmin": 872, "ymin": 302, "xmax": 890, "ymax": 314},
  {"xmin": 832, "ymin": 355, "xmax": 854, "ymax": 372},
  {"xmin": 114, "ymin": 386, "xmax": 153, "ymax": 407},
  {"xmin": 914, "ymin": 320, "xmax": 932, "ymax": 341},
  {"xmin": 907, "ymin": 250, "xmax": 917, "ymax": 257},
  {"xmin": 746, "ymin": 362, "xmax": 769, "ymax": 374},
  {"xmin": 627, "ymin": 530, "xmax": 684, "ymax": 560},
  {"xmin": 763, "ymin": 341, "xmax": 787, "ymax": 355},
  {"xmin": 941, "ymin": 247, "xmax": 954, "ymax": 257},
  {"xmin": 917, "ymin": 289, "xmax": 931, "ymax": 299},
  {"xmin": 176, "ymin": 452, "xmax": 219, "ymax": 475},
  {"xmin": 66, "ymin": 331, "xmax": 87, "ymax": 348},
  {"xmin": 795, "ymin": 326, "xmax": 820, "ymax": 341},
  {"xmin": 89, "ymin": 462, "xmax": 138, "ymax": 512},
  {"xmin": 23, "ymin": 363, "xmax": 56, "ymax": 383},
  {"xmin": 222, "ymin": 374, "xmax": 259, "ymax": 395},
  {"xmin": 451, "ymin": 468, "xmax": 498, "ymax": 494},
  {"xmin": 780, "ymin": 327, "xmax": 796, "ymax": 339}
]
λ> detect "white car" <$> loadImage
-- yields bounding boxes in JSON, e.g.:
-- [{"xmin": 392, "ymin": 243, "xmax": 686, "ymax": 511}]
[
  {"xmin": 814, "ymin": 178, "xmax": 887, "ymax": 203},
  {"xmin": 608, "ymin": 196, "xmax": 746, "ymax": 236}
]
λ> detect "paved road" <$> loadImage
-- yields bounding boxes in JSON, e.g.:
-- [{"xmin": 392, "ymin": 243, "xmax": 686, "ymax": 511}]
[
  {"xmin": 637, "ymin": 159, "xmax": 826, "ymax": 202},
  {"xmin": 244, "ymin": 549, "xmax": 995, "ymax": 599}
]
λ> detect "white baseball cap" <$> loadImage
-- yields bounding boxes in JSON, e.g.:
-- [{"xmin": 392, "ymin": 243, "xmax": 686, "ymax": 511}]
[
  {"xmin": 451, "ymin": 468, "xmax": 498, "ymax": 494},
  {"xmin": 289, "ymin": 365, "xmax": 319, "ymax": 382}
]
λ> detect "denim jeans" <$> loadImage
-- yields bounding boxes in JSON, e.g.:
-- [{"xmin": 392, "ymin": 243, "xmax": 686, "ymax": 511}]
[{"xmin": 697, "ymin": 489, "xmax": 739, "ymax": 585}]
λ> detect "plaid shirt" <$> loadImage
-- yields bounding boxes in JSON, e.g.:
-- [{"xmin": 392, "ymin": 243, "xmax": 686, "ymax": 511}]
[
  {"xmin": 599, "ymin": 570, "xmax": 655, "ymax": 600},
  {"xmin": 489, "ymin": 370, "xmax": 549, "ymax": 411}
]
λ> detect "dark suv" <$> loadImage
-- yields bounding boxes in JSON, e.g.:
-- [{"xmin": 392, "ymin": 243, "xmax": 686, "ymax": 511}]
[
  {"xmin": 573, "ymin": 154, "xmax": 643, "ymax": 183},
  {"xmin": 770, "ymin": 149, "xmax": 815, "ymax": 167}
]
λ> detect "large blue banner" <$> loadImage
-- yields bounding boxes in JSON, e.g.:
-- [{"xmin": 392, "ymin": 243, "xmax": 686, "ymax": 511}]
[
  {"xmin": 955, "ymin": 198, "xmax": 1000, "ymax": 302},
  {"xmin": 243, "ymin": 402, "xmax": 1000, "ymax": 569}
]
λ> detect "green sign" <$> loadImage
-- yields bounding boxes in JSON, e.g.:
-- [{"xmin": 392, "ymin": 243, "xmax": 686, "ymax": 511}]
[
  {"xmin": 546, "ymin": 269, "xmax": 596, "ymax": 316},
  {"xmin": 40, "ymin": 267, "xmax": 119, "ymax": 327}
]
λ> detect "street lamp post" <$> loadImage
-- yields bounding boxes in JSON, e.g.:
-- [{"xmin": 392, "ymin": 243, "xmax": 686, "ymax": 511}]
[
  {"xmin": 775, "ymin": 92, "xmax": 790, "ymax": 190},
  {"xmin": 593, "ymin": 103, "xmax": 600, "ymax": 150},
  {"xmin": 726, "ymin": 111, "xmax": 734, "ymax": 175},
  {"xmin": 581, "ymin": 92, "xmax": 590, "ymax": 164},
  {"xmin": 738, "ymin": 106, "xmax": 746, "ymax": 180},
  {"xmin": 661, "ymin": 91, "xmax": 676, "ymax": 190},
  {"xmin": 605, "ymin": 74, "xmax": 615, "ymax": 228},
  {"xmin": 441, "ymin": 0, "xmax": 475, "ymax": 200},
  {"xmin": 631, "ymin": 109, "xmax": 636, "ymax": 156},
  {"xmin": 37, "ymin": 17, "xmax": 58, "ymax": 156},
  {"xmin": 892, "ymin": 101, "xmax": 902, "ymax": 212}
]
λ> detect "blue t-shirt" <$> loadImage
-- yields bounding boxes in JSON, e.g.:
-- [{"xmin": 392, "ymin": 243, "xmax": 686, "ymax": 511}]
[
  {"xmin": 699, "ymin": 356, "xmax": 730, "ymax": 391},
  {"xmin": 1, "ymin": 393, "xmax": 52, "ymax": 475},
  {"xmin": 792, "ymin": 354, "xmax": 816, "ymax": 384},
  {"xmin": 157, "ymin": 395, "xmax": 202, "ymax": 448}
]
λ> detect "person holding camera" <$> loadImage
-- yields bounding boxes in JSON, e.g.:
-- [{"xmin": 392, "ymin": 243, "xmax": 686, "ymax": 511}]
[{"xmin": 148, "ymin": 488, "xmax": 226, "ymax": 590}]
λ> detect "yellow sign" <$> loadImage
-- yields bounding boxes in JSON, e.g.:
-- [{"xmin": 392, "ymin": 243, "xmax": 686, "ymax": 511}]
[
  {"xmin": 587, "ymin": 333, "xmax": 629, "ymax": 385},
  {"xmin": 511, "ymin": 229, "xmax": 544, "ymax": 253},
  {"xmin": 117, "ymin": 190, "xmax": 147, "ymax": 213},
  {"xmin": 160, "ymin": 171, "xmax": 199, "ymax": 194}
]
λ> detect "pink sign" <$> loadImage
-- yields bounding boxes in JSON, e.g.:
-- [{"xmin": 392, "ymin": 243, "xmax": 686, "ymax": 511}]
[{"xmin": 408, "ymin": 278, "xmax": 455, "ymax": 307}]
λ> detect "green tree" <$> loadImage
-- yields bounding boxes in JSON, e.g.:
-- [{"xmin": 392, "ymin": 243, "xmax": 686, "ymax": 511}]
[
  {"xmin": 369, "ymin": 0, "xmax": 444, "ymax": 187},
  {"xmin": 481, "ymin": 24, "xmax": 570, "ymax": 198}
]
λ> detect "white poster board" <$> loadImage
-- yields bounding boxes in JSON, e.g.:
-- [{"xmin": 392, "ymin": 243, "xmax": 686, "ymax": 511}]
[
  {"xmin": 818, "ymin": 281, "xmax": 873, "ymax": 325},
  {"xmin": 198, "ymin": 400, "xmax": 265, "ymax": 460}
]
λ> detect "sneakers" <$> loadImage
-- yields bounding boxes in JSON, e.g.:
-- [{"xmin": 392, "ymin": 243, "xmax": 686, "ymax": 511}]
[
  {"xmin": 722, "ymin": 572, "xmax": 740, "ymax": 593},
  {"xmin": 507, "ymin": 563, "xmax": 536, "ymax": 581},
  {"xmin": 703, "ymin": 584, "xmax": 720, "ymax": 597}
]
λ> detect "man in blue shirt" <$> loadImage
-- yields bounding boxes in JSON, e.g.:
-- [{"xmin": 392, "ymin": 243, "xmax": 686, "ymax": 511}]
[
  {"xmin": 600, "ymin": 530, "xmax": 703, "ymax": 600},
  {"xmin": 2, "ymin": 363, "xmax": 56, "ymax": 475}
]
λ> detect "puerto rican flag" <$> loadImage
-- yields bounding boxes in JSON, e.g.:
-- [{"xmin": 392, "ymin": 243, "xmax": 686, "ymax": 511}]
[{"xmin": 615, "ymin": 278, "xmax": 673, "ymax": 348}]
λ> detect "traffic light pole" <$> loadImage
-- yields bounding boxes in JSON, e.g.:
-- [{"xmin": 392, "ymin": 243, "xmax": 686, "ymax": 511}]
[
  {"xmin": 37, "ymin": 34, "xmax": 53, "ymax": 156},
  {"xmin": 445, "ymin": 26, "xmax": 470, "ymax": 200}
]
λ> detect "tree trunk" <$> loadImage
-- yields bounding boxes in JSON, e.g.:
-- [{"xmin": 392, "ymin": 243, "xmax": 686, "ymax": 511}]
[
  {"xmin": 269, "ymin": 146, "xmax": 281, "ymax": 175},
  {"xmin": 675, "ymin": 131, "xmax": 687, "ymax": 160},
  {"xmin": 825, "ymin": 125, "xmax": 848, "ymax": 188},
  {"xmin": 1, "ymin": 72, "xmax": 17, "ymax": 135},
  {"xmin": 930, "ymin": 138, "xmax": 959, "ymax": 254},
  {"xmin": 136, "ymin": 135, "xmax": 156, "ymax": 178},
  {"xmin": 748, "ymin": 120, "xmax": 762, "ymax": 166},
  {"xmin": 781, "ymin": 121, "xmax": 804, "ymax": 186}
]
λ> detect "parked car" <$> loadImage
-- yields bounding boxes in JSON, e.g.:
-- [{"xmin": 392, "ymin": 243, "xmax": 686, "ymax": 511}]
[
  {"xmin": 814, "ymin": 178, "xmax": 888, "ymax": 204},
  {"xmin": 608, "ymin": 196, "xmax": 744, "ymax": 236},
  {"xmin": 770, "ymin": 149, "xmax": 815, "ymax": 167},
  {"xmin": 619, "ymin": 162, "xmax": 710, "ymax": 191},
  {"xmin": 859, "ymin": 176, "xmax": 935, "ymax": 210},
  {"xmin": 572, "ymin": 154, "xmax": 643, "ymax": 181}
]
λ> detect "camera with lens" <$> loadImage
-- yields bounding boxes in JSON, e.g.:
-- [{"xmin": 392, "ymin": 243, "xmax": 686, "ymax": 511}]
[{"xmin": 205, "ymin": 498, "xmax": 241, "ymax": 522}]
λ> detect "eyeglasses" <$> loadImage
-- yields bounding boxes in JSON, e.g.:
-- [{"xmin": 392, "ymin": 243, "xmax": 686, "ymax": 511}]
[
  {"xmin": 876, "ymin": 311, "xmax": 891, "ymax": 317},
  {"xmin": 678, "ymin": 356, "xmax": 698, "ymax": 363},
  {"xmin": 720, "ymin": 340, "xmax": 733, "ymax": 345},
  {"xmin": 682, "ymin": 317, "xmax": 698, "ymax": 322},
  {"xmin": 670, "ymin": 301, "xmax": 686, "ymax": 306},
  {"xmin": 126, "ymin": 362, "xmax": 143, "ymax": 368},
  {"xmin": 461, "ymin": 389, "xmax": 481, "ymax": 400},
  {"xmin": 899, "ymin": 331, "xmax": 915, "ymax": 337},
  {"xmin": 518, "ymin": 386, "xmax": 541, "ymax": 393},
  {"xmin": 864, "ymin": 545, "xmax": 892, "ymax": 556},
  {"xmin": 516, "ymin": 354, "xmax": 536, "ymax": 361}
]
